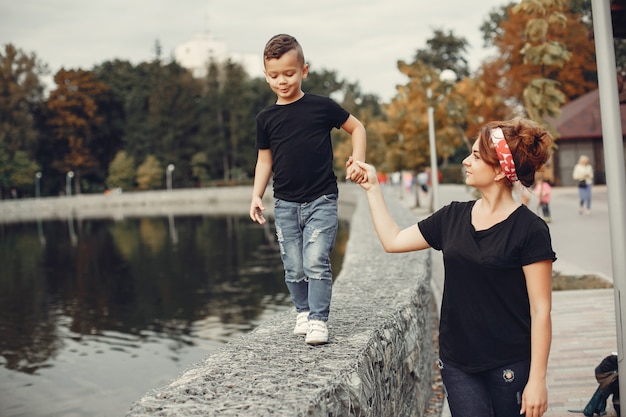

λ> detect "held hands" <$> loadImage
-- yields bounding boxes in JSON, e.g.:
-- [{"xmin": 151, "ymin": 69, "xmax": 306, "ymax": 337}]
[
  {"xmin": 345, "ymin": 156, "xmax": 367, "ymax": 184},
  {"xmin": 346, "ymin": 157, "xmax": 379, "ymax": 191},
  {"xmin": 250, "ymin": 197, "xmax": 266, "ymax": 225}
]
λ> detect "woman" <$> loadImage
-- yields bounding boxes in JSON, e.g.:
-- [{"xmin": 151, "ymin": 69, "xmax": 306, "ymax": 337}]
[
  {"xmin": 572, "ymin": 155, "xmax": 594, "ymax": 215},
  {"xmin": 351, "ymin": 118, "xmax": 555, "ymax": 417}
]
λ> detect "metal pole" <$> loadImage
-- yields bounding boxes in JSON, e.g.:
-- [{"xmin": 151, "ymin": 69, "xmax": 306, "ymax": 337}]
[
  {"xmin": 167, "ymin": 164, "xmax": 175, "ymax": 191},
  {"xmin": 427, "ymin": 88, "xmax": 440, "ymax": 212},
  {"xmin": 35, "ymin": 172, "xmax": 42, "ymax": 198},
  {"xmin": 591, "ymin": 0, "xmax": 626, "ymax": 396},
  {"xmin": 66, "ymin": 171, "xmax": 74, "ymax": 196}
]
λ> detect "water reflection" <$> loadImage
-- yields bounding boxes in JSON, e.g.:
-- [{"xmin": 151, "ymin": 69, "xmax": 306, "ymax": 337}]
[{"xmin": 0, "ymin": 214, "xmax": 348, "ymax": 417}]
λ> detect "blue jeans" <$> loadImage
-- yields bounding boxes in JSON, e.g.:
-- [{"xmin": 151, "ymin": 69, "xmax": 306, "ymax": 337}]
[
  {"xmin": 579, "ymin": 184, "xmax": 592, "ymax": 209},
  {"xmin": 273, "ymin": 193, "xmax": 338, "ymax": 322},
  {"xmin": 438, "ymin": 358, "xmax": 530, "ymax": 417}
]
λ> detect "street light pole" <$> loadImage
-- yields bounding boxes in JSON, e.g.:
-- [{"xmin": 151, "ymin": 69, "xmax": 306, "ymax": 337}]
[
  {"xmin": 35, "ymin": 172, "xmax": 42, "ymax": 198},
  {"xmin": 427, "ymin": 87, "xmax": 439, "ymax": 212},
  {"xmin": 166, "ymin": 164, "xmax": 175, "ymax": 191},
  {"xmin": 66, "ymin": 171, "xmax": 74, "ymax": 196},
  {"xmin": 426, "ymin": 69, "xmax": 457, "ymax": 212}
]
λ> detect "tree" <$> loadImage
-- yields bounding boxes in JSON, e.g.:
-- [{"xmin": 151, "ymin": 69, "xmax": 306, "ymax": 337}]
[
  {"xmin": 413, "ymin": 29, "xmax": 471, "ymax": 79},
  {"xmin": 479, "ymin": 0, "xmax": 597, "ymax": 116},
  {"xmin": 513, "ymin": 0, "xmax": 572, "ymax": 127},
  {"xmin": 0, "ymin": 149, "xmax": 40, "ymax": 197},
  {"xmin": 190, "ymin": 151, "xmax": 210, "ymax": 187},
  {"xmin": 0, "ymin": 44, "xmax": 47, "ymax": 197},
  {"xmin": 46, "ymin": 69, "xmax": 113, "ymax": 194},
  {"xmin": 106, "ymin": 150, "xmax": 135, "ymax": 190},
  {"xmin": 136, "ymin": 155, "xmax": 163, "ymax": 190},
  {"xmin": 375, "ymin": 30, "xmax": 478, "ymax": 175}
]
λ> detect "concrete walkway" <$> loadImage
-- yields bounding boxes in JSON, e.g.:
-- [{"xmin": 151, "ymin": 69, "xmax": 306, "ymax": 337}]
[{"xmin": 398, "ymin": 183, "xmax": 618, "ymax": 417}]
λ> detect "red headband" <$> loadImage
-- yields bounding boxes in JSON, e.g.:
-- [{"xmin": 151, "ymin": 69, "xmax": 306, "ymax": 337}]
[{"xmin": 491, "ymin": 127, "xmax": 518, "ymax": 183}]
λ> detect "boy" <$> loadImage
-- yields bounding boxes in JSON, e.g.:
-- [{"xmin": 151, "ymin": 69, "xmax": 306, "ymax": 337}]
[{"xmin": 249, "ymin": 34, "xmax": 366, "ymax": 345}]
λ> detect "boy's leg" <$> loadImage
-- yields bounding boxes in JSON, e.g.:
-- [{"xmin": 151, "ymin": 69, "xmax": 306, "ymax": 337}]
[
  {"xmin": 274, "ymin": 199, "xmax": 308, "ymax": 313},
  {"xmin": 302, "ymin": 193, "xmax": 338, "ymax": 322}
]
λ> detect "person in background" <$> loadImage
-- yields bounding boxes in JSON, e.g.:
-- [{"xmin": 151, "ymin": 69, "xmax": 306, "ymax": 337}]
[
  {"xmin": 573, "ymin": 155, "xmax": 594, "ymax": 215},
  {"xmin": 249, "ymin": 34, "xmax": 366, "ymax": 346},
  {"xmin": 533, "ymin": 176, "xmax": 552, "ymax": 223},
  {"xmin": 350, "ymin": 117, "xmax": 555, "ymax": 417}
]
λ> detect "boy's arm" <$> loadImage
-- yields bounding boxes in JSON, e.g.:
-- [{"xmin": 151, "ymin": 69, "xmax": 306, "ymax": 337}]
[
  {"xmin": 250, "ymin": 149, "xmax": 272, "ymax": 224},
  {"xmin": 341, "ymin": 115, "xmax": 367, "ymax": 182}
]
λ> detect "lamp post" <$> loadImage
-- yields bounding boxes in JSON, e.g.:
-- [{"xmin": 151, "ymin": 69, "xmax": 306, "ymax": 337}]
[
  {"xmin": 66, "ymin": 171, "xmax": 74, "ymax": 196},
  {"xmin": 35, "ymin": 172, "xmax": 42, "ymax": 198},
  {"xmin": 426, "ymin": 69, "xmax": 457, "ymax": 212},
  {"xmin": 166, "ymin": 164, "xmax": 175, "ymax": 191}
]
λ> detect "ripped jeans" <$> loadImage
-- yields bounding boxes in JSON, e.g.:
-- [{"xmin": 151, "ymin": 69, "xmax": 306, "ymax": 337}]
[
  {"xmin": 438, "ymin": 358, "xmax": 531, "ymax": 417},
  {"xmin": 273, "ymin": 193, "xmax": 338, "ymax": 322}
]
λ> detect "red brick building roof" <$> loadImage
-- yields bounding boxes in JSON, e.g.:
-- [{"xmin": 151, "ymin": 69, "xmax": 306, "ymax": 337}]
[{"xmin": 547, "ymin": 87, "xmax": 626, "ymax": 140}]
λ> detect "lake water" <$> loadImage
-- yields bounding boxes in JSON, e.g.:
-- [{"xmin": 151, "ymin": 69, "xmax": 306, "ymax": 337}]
[{"xmin": 0, "ymin": 214, "xmax": 348, "ymax": 417}]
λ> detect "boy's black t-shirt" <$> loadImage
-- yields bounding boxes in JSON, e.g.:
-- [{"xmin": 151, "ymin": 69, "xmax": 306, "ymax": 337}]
[
  {"xmin": 256, "ymin": 93, "xmax": 349, "ymax": 203},
  {"xmin": 418, "ymin": 201, "xmax": 556, "ymax": 373}
]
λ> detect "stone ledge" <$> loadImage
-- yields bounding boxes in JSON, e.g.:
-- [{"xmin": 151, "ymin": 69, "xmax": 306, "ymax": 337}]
[{"xmin": 125, "ymin": 187, "xmax": 435, "ymax": 417}]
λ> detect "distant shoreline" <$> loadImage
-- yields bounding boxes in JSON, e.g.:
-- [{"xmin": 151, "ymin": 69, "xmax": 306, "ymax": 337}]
[{"xmin": 0, "ymin": 184, "xmax": 358, "ymax": 224}]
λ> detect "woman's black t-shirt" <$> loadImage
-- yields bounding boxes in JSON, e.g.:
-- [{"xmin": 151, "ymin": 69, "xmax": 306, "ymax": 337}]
[
  {"xmin": 418, "ymin": 201, "xmax": 556, "ymax": 373},
  {"xmin": 256, "ymin": 93, "xmax": 349, "ymax": 203}
]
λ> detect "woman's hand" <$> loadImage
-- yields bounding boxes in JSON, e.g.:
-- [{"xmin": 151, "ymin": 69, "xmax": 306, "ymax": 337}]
[{"xmin": 520, "ymin": 378, "xmax": 548, "ymax": 417}]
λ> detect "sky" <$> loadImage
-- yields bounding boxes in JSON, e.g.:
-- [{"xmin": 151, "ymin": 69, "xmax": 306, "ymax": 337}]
[{"xmin": 1, "ymin": 0, "xmax": 509, "ymax": 102}]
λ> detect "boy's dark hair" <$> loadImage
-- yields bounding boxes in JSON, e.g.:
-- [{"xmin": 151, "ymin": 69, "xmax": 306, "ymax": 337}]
[{"xmin": 263, "ymin": 34, "xmax": 305, "ymax": 66}]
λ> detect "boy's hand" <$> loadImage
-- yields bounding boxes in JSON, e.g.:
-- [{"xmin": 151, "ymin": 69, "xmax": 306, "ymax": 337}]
[
  {"xmin": 346, "ymin": 156, "xmax": 367, "ymax": 184},
  {"xmin": 250, "ymin": 197, "xmax": 266, "ymax": 224}
]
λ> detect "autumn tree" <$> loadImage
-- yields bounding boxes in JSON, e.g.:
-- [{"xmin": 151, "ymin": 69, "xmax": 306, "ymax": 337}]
[
  {"xmin": 374, "ymin": 29, "xmax": 480, "ymax": 179},
  {"xmin": 0, "ymin": 44, "xmax": 46, "ymax": 197},
  {"xmin": 46, "ymin": 69, "xmax": 113, "ymax": 194},
  {"xmin": 106, "ymin": 150, "xmax": 135, "ymax": 190},
  {"xmin": 136, "ymin": 155, "xmax": 163, "ymax": 190},
  {"xmin": 479, "ymin": 0, "xmax": 597, "ymax": 116},
  {"xmin": 513, "ymin": 0, "xmax": 573, "ymax": 127}
]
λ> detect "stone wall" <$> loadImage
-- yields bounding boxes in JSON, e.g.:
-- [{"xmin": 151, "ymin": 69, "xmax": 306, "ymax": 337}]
[{"xmin": 124, "ymin": 186, "xmax": 436, "ymax": 417}]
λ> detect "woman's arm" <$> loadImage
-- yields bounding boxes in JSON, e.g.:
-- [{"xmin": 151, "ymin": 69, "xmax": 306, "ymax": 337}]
[
  {"xmin": 520, "ymin": 259, "xmax": 553, "ymax": 417},
  {"xmin": 355, "ymin": 161, "xmax": 431, "ymax": 253}
]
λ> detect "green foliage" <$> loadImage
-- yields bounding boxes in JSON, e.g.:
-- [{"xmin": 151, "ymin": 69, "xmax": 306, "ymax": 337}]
[
  {"xmin": 190, "ymin": 152, "xmax": 210, "ymax": 187},
  {"xmin": 106, "ymin": 151, "xmax": 135, "ymax": 190},
  {"xmin": 412, "ymin": 29, "xmax": 470, "ymax": 78},
  {"xmin": 0, "ymin": 148, "xmax": 40, "ymax": 194},
  {"xmin": 523, "ymin": 78, "xmax": 566, "ymax": 124},
  {"xmin": 0, "ymin": 44, "xmax": 47, "ymax": 196},
  {"xmin": 513, "ymin": 0, "xmax": 571, "ymax": 128},
  {"xmin": 136, "ymin": 155, "xmax": 163, "ymax": 190}
]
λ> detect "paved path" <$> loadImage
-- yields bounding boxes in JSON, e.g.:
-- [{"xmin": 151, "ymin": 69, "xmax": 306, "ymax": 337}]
[{"xmin": 396, "ymin": 183, "xmax": 619, "ymax": 417}]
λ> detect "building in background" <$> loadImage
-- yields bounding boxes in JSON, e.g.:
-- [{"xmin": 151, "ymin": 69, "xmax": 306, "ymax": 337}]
[
  {"xmin": 548, "ymin": 82, "xmax": 626, "ymax": 186},
  {"xmin": 174, "ymin": 32, "xmax": 263, "ymax": 79}
]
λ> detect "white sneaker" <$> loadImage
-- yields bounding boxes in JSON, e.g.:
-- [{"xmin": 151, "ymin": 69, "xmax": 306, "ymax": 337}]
[
  {"xmin": 305, "ymin": 320, "xmax": 328, "ymax": 345},
  {"xmin": 293, "ymin": 312, "xmax": 309, "ymax": 335}
]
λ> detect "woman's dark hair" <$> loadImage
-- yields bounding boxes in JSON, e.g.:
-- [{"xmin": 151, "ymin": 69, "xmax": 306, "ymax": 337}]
[
  {"xmin": 263, "ymin": 34, "xmax": 305, "ymax": 67},
  {"xmin": 478, "ymin": 117, "xmax": 554, "ymax": 187}
]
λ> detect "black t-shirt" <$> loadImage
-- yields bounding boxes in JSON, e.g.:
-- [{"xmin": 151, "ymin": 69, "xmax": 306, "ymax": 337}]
[
  {"xmin": 418, "ymin": 201, "xmax": 556, "ymax": 373},
  {"xmin": 256, "ymin": 93, "xmax": 349, "ymax": 203}
]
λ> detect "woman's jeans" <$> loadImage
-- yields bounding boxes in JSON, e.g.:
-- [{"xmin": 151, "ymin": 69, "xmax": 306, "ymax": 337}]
[
  {"xmin": 273, "ymin": 193, "xmax": 338, "ymax": 322},
  {"xmin": 438, "ymin": 358, "xmax": 531, "ymax": 417},
  {"xmin": 579, "ymin": 184, "xmax": 592, "ymax": 209}
]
